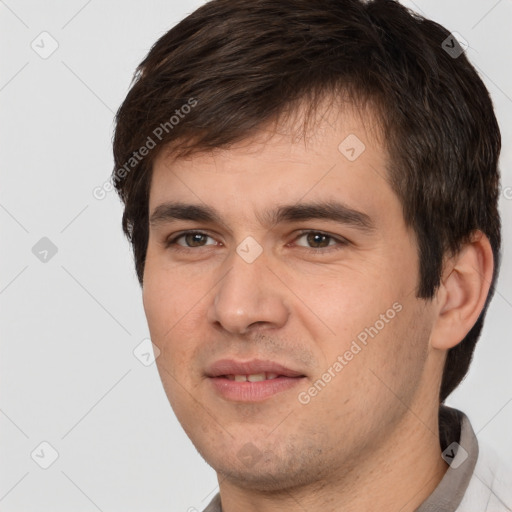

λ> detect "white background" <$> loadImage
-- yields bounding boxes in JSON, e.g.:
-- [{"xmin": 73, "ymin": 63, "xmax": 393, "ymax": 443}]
[{"xmin": 1, "ymin": 1, "xmax": 511, "ymax": 511}]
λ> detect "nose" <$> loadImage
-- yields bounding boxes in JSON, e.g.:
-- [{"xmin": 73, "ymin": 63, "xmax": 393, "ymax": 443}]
[{"xmin": 206, "ymin": 247, "xmax": 290, "ymax": 335}]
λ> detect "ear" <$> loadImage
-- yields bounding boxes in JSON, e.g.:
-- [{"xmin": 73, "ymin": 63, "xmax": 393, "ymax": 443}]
[{"xmin": 430, "ymin": 231, "xmax": 494, "ymax": 351}]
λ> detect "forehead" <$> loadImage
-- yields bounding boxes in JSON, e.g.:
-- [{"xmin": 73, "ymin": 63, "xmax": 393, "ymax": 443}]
[
  {"xmin": 149, "ymin": 98, "xmax": 389, "ymax": 207},
  {"xmin": 152, "ymin": 98, "xmax": 388, "ymax": 184}
]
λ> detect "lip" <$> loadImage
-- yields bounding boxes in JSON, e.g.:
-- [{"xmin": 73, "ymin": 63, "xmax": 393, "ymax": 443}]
[
  {"xmin": 209, "ymin": 376, "xmax": 305, "ymax": 402},
  {"xmin": 205, "ymin": 358, "xmax": 305, "ymax": 378},
  {"xmin": 206, "ymin": 359, "xmax": 306, "ymax": 402}
]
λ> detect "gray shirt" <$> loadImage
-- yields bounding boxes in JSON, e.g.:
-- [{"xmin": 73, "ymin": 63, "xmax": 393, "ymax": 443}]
[{"xmin": 202, "ymin": 406, "xmax": 478, "ymax": 512}]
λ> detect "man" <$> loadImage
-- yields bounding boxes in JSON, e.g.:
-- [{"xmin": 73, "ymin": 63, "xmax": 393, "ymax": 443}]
[{"xmin": 112, "ymin": 0, "xmax": 512, "ymax": 510}]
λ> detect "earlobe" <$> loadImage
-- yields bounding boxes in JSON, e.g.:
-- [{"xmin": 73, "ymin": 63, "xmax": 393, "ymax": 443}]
[{"xmin": 430, "ymin": 231, "xmax": 494, "ymax": 351}]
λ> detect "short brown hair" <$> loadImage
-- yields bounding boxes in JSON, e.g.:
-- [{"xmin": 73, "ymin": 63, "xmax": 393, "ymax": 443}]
[{"xmin": 112, "ymin": 0, "xmax": 501, "ymax": 403}]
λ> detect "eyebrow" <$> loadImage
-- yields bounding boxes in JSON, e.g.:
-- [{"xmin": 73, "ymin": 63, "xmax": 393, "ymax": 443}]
[{"xmin": 149, "ymin": 200, "xmax": 376, "ymax": 233}]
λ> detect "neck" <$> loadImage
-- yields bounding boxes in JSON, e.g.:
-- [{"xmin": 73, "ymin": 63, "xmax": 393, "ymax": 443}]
[{"xmin": 216, "ymin": 407, "xmax": 448, "ymax": 512}]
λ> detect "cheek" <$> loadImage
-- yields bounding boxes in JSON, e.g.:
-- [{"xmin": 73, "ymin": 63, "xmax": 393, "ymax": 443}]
[
  {"xmin": 142, "ymin": 274, "xmax": 184, "ymax": 375},
  {"xmin": 294, "ymin": 269, "xmax": 420, "ymax": 389},
  {"xmin": 143, "ymin": 277, "xmax": 196, "ymax": 413},
  {"xmin": 303, "ymin": 302, "xmax": 430, "ymax": 437},
  {"xmin": 142, "ymin": 279, "xmax": 174, "ymax": 341},
  {"xmin": 362, "ymin": 300, "xmax": 431, "ymax": 398},
  {"xmin": 142, "ymin": 260, "xmax": 210, "ymax": 376},
  {"xmin": 289, "ymin": 269, "xmax": 391, "ymax": 342},
  {"xmin": 143, "ymin": 251, "xmax": 191, "ymax": 336}
]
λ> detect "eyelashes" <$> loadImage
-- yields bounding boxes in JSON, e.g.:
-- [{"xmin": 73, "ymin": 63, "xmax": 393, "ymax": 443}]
[
  {"xmin": 164, "ymin": 229, "xmax": 349, "ymax": 254},
  {"xmin": 293, "ymin": 230, "xmax": 348, "ymax": 251},
  {"xmin": 165, "ymin": 231, "xmax": 216, "ymax": 249}
]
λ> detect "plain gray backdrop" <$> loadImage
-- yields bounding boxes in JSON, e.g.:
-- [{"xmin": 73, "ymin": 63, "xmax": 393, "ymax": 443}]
[{"xmin": 1, "ymin": 1, "xmax": 511, "ymax": 511}]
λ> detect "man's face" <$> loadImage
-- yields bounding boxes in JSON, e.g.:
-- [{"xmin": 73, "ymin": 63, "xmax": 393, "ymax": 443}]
[{"xmin": 143, "ymin": 103, "xmax": 441, "ymax": 489}]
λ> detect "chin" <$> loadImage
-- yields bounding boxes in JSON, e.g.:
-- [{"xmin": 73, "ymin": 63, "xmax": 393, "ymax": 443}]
[{"xmin": 198, "ymin": 441, "xmax": 330, "ymax": 492}]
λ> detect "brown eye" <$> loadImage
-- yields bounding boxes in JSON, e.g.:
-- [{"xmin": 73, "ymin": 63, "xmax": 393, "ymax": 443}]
[
  {"xmin": 291, "ymin": 230, "xmax": 350, "ymax": 254},
  {"xmin": 166, "ymin": 231, "xmax": 217, "ymax": 248},
  {"xmin": 182, "ymin": 233, "xmax": 209, "ymax": 247},
  {"xmin": 295, "ymin": 231, "xmax": 337, "ymax": 249},
  {"xmin": 308, "ymin": 233, "xmax": 331, "ymax": 248}
]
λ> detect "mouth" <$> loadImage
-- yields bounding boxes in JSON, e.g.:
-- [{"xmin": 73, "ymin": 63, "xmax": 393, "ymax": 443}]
[
  {"xmin": 222, "ymin": 372, "xmax": 286, "ymax": 381},
  {"xmin": 206, "ymin": 359, "xmax": 306, "ymax": 402}
]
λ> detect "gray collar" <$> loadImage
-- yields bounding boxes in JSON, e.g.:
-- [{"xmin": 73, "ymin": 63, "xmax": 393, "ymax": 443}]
[{"xmin": 415, "ymin": 405, "xmax": 479, "ymax": 512}]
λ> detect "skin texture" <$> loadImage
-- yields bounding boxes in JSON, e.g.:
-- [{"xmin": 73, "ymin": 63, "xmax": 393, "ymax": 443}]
[{"xmin": 142, "ymin": 100, "xmax": 493, "ymax": 512}]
